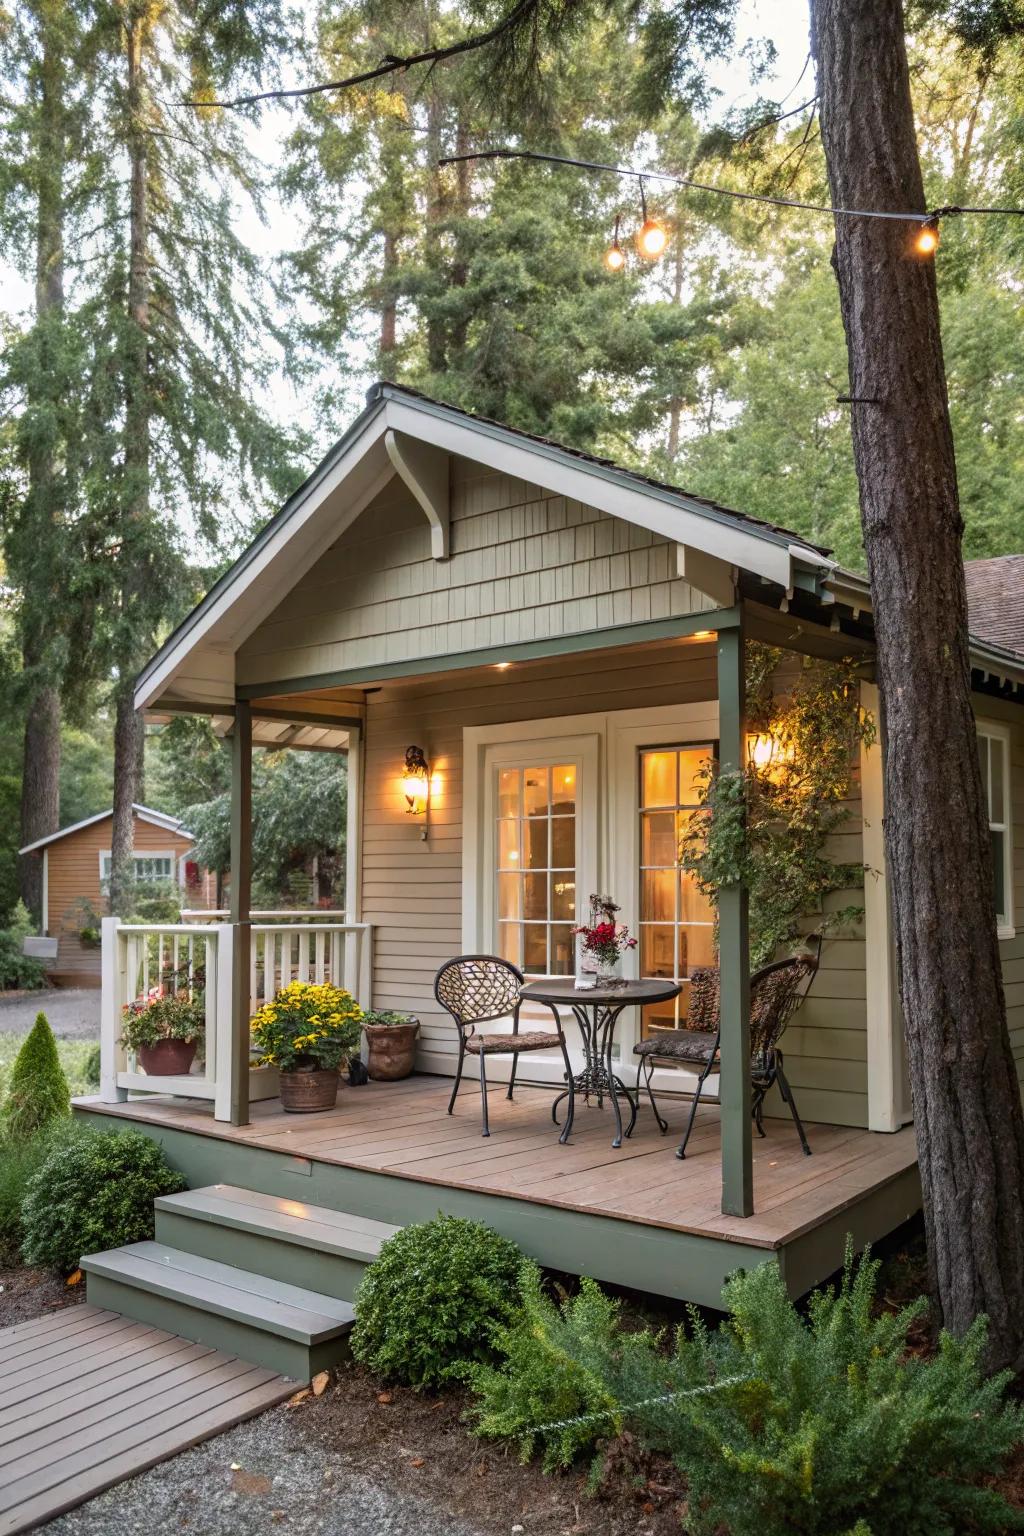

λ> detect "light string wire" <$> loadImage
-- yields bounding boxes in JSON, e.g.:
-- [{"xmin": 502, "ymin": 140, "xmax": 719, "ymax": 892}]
[
  {"xmin": 437, "ymin": 146, "xmax": 1024, "ymax": 228},
  {"xmin": 527, "ymin": 1373, "xmax": 752, "ymax": 1435}
]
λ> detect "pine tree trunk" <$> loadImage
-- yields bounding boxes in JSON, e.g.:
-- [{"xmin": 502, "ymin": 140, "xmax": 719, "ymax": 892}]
[
  {"xmin": 109, "ymin": 9, "xmax": 151, "ymax": 916},
  {"xmin": 17, "ymin": 5, "xmax": 66, "ymax": 922},
  {"xmin": 811, "ymin": 0, "xmax": 1024, "ymax": 1370}
]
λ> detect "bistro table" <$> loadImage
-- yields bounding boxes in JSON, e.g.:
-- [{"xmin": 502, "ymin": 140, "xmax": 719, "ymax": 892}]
[{"xmin": 520, "ymin": 978, "xmax": 683, "ymax": 1148}]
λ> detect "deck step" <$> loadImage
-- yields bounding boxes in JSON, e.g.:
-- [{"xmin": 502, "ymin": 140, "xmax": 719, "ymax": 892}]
[
  {"xmin": 80, "ymin": 1242, "xmax": 354, "ymax": 1382},
  {"xmin": 154, "ymin": 1185, "xmax": 400, "ymax": 1302}
]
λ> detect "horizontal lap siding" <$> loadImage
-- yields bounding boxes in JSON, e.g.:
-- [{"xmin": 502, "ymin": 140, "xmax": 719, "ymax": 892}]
[{"xmin": 237, "ymin": 459, "xmax": 714, "ymax": 687}]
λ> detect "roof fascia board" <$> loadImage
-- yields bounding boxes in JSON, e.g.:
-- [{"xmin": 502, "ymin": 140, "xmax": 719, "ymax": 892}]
[
  {"xmin": 134, "ymin": 406, "xmax": 393, "ymax": 711},
  {"xmin": 18, "ymin": 804, "xmax": 185, "ymax": 855},
  {"xmin": 383, "ymin": 394, "xmax": 820, "ymax": 589}
]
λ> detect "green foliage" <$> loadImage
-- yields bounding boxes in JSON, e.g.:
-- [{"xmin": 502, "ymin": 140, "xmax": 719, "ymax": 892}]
[
  {"xmin": 351, "ymin": 1214, "xmax": 523, "ymax": 1389},
  {"xmin": 632, "ymin": 1249, "xmax": 1024, "ymax": 1536},
  {"xmin": 2, "ymin": 1011, "xmax": 69, "ymax": 1139},
  {"xmin": 0, "ymin": 896, "xmax": 47, "ymax": 990},
  {"xmin": 20, "ymin": 1125, "xmax": 186, "ymax": 1273},
  {"xmin": 0, "ymin": 1120, "xmax": 69, "ymax": 1265},
  {"xmin": 0, "ymin": 1032, "xmax": 103, "ymax": 1102},
  {"xmin": 465, "ymin": 1265, "xmax": 636, "ymax": 1472},
  {"xmin": 361, "ymin": 1010, "xmax": 418, "ymax": 1027},
  {"xmin": 120, "ymin": 993, "xmax": 205, "ymax": 1051},
  {"xmin": 681, "ymin": 644, "xmax": 876, "ymax": 967}
]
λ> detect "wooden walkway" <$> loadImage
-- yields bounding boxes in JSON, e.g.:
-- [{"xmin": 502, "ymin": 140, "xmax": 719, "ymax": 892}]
[
  {"xmin": 77, "ymin": 1075, "xmax": 919, "ymax": 1251},
  {"xmin": 0, "ymin": 1305, "xmax": 294, "ymax": 1535}
]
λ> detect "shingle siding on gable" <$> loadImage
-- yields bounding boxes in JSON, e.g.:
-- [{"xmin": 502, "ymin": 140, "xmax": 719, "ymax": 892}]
[{"xmin": 236, "ymin": 458, "xmax": 716, "ymax": 688}]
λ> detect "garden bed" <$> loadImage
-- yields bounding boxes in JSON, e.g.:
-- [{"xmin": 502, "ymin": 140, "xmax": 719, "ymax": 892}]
[{"xmin": 0, "ymin": 1262, "xmax": 86, "ymax": 1326}]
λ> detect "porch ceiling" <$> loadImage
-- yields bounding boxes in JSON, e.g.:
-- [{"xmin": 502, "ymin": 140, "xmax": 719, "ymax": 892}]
[{"xmin": 147, "ymin": 706, "xmax": 355, "ymax": 754}]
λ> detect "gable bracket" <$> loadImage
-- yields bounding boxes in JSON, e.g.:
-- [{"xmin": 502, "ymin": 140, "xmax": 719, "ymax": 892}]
[{"xmin": 385, "ymin": 428, "xmax": 450, "ymax": 560}]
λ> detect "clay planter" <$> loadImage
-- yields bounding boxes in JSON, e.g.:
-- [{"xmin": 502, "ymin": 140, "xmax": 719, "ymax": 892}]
[
  {"xmin": 279, "ymin": 1066, "xmax": 340, "ymax": 1113},
  {"xmin": 364, "ymin": 1020, "xmax": 420, "ymax": 1081},
  {"xmin": 138, "ymin": 1037, "xmax": 197, "ymax": 1077}
]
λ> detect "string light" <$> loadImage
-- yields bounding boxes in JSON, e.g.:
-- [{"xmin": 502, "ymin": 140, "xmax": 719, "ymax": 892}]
[
  {"xmin": 635, "ymin": 178, "xmax": 668, "ymax": 260},
  {"xmin": 437, "ymin": 149, "xmax": 1024, "ymax": 258},
  {"xmin": 603, "ymin": 214, "xmax": 626, "ymax": 271}
]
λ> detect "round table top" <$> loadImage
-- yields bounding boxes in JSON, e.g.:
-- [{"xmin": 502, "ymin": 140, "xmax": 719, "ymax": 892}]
[{"xmin": 520, "ymin": 977, "xmax": 682, "ymax": 1007}]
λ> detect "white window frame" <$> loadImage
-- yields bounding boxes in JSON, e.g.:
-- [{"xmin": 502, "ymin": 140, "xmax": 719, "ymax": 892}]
[
  {"xmin": 99, "ymin": 848, "xmax": 178, "ymax": 889},
  {"xmin": 977, "ymin": 719, "xmax": 1015, "ymax": 940}
]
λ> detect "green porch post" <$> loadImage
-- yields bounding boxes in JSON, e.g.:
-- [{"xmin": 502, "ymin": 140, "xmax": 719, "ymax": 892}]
[
  {"xmin": 229, "ymin": 698, "xmax": 253, "ymax": 1127},
  {"xmin": 717, "ymin": 622, "xmax": 753, "ymax": 1217}
]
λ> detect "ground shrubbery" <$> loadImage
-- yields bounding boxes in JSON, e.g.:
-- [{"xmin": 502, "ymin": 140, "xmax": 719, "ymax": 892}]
[
  {"xmin": 20, "ymin": 1125, "xmax": 186, "ymax": 1273},
  {"xmin": 0, "ymin": 901, "xmax": 47, "ymax": 991},
  {"xmin": 351, "ymin": 1213, "xmax": 523, "ymax": 1388},
  {"xmin": 456, "ymin": 1243, "xmax": 1024, "ymax": 1536}
]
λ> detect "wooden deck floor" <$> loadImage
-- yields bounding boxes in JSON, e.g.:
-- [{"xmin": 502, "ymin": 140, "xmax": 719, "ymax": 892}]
[
  {"xmin": 0, "ymin": 1306, "xmax": 293, "ymax": 1535},
  {"xmin": 77, "ymin": 1075, "xmax": 919, "ymax": 1252}
]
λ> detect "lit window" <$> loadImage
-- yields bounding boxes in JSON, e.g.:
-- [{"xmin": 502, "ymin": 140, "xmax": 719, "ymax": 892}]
[
  {"xmin": 637, "ymin": 746, "xmax": 716, "ymax": 1037},
  {"xmin": 977, "ymin": 725, "xmax": 1014, "ymax": 934},
  {"xmin": 495, "ymin": 764, "xmax": 577, "ymax": 975}
]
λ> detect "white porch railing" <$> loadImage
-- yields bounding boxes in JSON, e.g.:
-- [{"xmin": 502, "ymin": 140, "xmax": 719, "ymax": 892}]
[{"xmin": 99, "ymin": 916, "xmax": 373, "ymax": 1123}]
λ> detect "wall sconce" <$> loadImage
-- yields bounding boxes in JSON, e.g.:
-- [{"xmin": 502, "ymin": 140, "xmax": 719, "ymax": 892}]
[
  {"xmin": 746, "ymin": 729, "xmax": 794, "ymax": 780},
  {"xmin": 402, "ymin": 745, "xmax": 430, "ymax": 838}
]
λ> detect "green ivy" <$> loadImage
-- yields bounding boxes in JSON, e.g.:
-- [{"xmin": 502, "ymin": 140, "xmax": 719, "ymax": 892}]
[{"xmin": 681, "ymin": 645, "xmax": 876, "ymax": 967}]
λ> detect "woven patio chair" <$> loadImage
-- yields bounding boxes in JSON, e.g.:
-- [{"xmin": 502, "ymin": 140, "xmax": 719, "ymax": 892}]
[
  {"xmin": 434, "ymin": 955, "xmax": 575, "ymax": 1139},
  {"xmin": 633, "ymin": 938, "xmax": 821, "ymax": 1160}
]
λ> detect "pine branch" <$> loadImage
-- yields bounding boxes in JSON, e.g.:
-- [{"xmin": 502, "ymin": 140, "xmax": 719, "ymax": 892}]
[{"xmin": 183, "ymin": 0, "xmax": 543, "ymax": 111}]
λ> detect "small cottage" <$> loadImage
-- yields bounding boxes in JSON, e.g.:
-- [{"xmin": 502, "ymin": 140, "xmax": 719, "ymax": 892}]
[{"xmin": 19, "ymin": 804, "xmax": 213, "ymax": 986}]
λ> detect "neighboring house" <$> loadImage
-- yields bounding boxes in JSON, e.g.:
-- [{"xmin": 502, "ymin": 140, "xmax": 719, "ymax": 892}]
[
  {"xmin": 966, "ymin": 555, "xmax": 1024, "ymax": 660},
  {"xmin": 78, "ymin": 383, "xmax": 1024, "ymax": 1315},
  {"xmin": 19, "ymin": 804, "xmax": 215, "ymax": 986}
]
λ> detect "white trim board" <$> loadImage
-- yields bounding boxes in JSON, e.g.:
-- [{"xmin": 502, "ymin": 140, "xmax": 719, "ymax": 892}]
[{"xmin": 19, "ymin": 803, "xmax": 191, "ymax": 856}]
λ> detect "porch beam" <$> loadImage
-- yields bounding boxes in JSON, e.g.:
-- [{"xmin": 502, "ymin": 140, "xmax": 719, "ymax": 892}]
[
  {"xmin": 717, "ymin": 622, "xmax": 753, "ymax": 1218},
  {"xmin": 228, "ymin": 698, "xmax": 253, "ymax": 1127},
  {"xmin": 236, "ymin": 609, "xmax": 739, "ymax": 700}
]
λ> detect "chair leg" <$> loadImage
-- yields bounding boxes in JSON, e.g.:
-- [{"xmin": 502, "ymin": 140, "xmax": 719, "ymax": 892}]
[
  {"xmin": 507, "ymin": 1048, "xmax": 518, "ymax": 1101},
  {"xmin": 752, "ymin": 1086, "xmax": 767, "ymax": 1138},
  {"xmin": 675, "ymin": 1066, "xmax": 711, "ymax": 1160},
  {"xmin": 478, "ymin": 1050, "xmax": 490, "ymax": 1137},
  {"xmin": 557, "ymin": 1036, "xmax": 575, "ymax": 1144},
  {"xmin": 448, "ymin": 1038, "xmax": 466, "ymax": 1116},
  {"xmin": 776, "ymin": 1062, "xmax": 811, "ymax": 1156},
  {"xmin": 640, "ymin": 1055, "xmax": 668, "ymax": 1134}
]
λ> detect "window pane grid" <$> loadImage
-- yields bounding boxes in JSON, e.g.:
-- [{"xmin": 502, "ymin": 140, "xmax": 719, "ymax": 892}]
[
  {"xmin": 978, "ymin": 728, "xmax": 1011, "ymax": 927},
  {"xmin": 496, "ymin": 764, "xmax": 577, "ymax": 975},
  {"xmin": 638, "ymin": 747, "xmax": 715, "ymax": 1038}
]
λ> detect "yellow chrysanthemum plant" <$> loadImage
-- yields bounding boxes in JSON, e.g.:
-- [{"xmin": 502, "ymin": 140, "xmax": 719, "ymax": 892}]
[{"xmin": 251, "ymin": 982, "xmax": 364, "ymax": 1073}]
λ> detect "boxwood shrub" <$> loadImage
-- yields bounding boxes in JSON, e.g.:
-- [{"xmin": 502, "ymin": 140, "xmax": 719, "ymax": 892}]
[
  {"xmin": 351, "ymin": 1213, "xmax": 522, "ymax": 1388},
  {"xmin": 20, "ymin": 1125, "xmax": 186, "ymax": 1272}
]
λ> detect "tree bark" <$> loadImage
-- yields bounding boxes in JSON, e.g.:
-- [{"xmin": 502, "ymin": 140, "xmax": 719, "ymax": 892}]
[
  {"xmin": 109, "ymin": 6, "xmax": 151, "ymax": 916},
  {"xmin": 811, "ymin": 0, "xmax": 1024, "ymax": 1370},
  {"xmin": 17, "ymin": 4, "xmax": 66, "ymax": 922}
]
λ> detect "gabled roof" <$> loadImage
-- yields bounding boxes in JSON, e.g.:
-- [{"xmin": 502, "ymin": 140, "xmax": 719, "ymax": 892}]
[
  {"xmin": 134, "ymin": 381, "xmax": 838, "ymax": 712},
  {"xmin": 19, "ymin": 804, "xmax": 193, "ymax": 856},
  {"xmin": 965, "ymin": 556, "xmax": 1024, "ymax": 660}
]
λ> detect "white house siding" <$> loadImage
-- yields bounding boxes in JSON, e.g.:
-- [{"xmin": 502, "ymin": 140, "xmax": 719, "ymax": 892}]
[
  {"xmin": 358, "ymin": 644, "xmax": 872, "ymax": 1131},
  {"xmin": 235, "ymin": 458, "xmax": 717, "ymax": 688}
]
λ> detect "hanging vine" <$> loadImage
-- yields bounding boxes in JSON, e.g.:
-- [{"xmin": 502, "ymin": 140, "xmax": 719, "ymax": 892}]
[{"xmin": 680, "ymin": 643, "xmax": 877, "ymax": 968}]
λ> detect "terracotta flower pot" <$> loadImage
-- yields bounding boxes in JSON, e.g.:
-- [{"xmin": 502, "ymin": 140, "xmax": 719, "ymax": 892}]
[
  {"xmin": 138, "ymin": 1038, "xmax": 197, "ymax": 1076},
  {"xmin": 364, "ymin": 1020, "xmax": 420, "ymax": 1081},
  {"xmin": 279, "ymin": 1066, "xmax": 340, "ymax": 1113}
]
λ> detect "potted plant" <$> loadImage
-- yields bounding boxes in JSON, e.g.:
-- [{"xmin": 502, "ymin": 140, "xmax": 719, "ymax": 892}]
[
  {"xmin": 251, "ymin": 980, "xmax": 363, "ymax": 1112},
  {"xmin": 121, "ymin": 991, "xmax": 205, "ymax": 1076},
  {"xmin": 573, "ymin": 894, "xmax": 638, "ymax": 987},
  {"xmin": 361, "ymin": 1010, "xmax": 420, "ymax": 1081}
]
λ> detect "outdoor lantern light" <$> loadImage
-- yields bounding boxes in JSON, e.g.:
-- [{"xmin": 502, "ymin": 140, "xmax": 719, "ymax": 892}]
[
  {"xmin": 603, "ymin": 214, "xmax": 626, "ymax": 271},
  {"xmin": 914, "ymin": 217, "xmax": 940, "ymax": 256},
  {"xmin": 402, "ymin": 745, "xmax": 430, "ymax": 821}
]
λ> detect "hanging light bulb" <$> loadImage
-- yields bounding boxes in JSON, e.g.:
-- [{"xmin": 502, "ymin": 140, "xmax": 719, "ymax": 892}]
[
  {"xmin": 635, "ymin": 178, "xmax": 668, "ymax": 261},
  {"xmin": 603, "ymin": 214, "xmax": 625, "ymax": 272},
  {"xmin": 914, "ymin": 217, "xmax": 940, "ymax": 256}
]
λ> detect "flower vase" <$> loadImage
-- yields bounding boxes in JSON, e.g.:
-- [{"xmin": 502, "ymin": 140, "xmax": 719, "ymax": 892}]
[
  {"xmin": 597, "ymin": 953, "xmax": 622, "ymax": 986},
  {"xmin": 576, "ymin": 939, "xmax": 598, "ymax": 990}
]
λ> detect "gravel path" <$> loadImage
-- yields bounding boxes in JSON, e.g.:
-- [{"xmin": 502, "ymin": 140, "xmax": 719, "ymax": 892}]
[
  {"xmin": 0, "ymin": 987, "xmax": 99, "ymax": 1039},
  {"xmin": 42, "ymin": 1403, "xmax": 492, "ymax": 1536}
]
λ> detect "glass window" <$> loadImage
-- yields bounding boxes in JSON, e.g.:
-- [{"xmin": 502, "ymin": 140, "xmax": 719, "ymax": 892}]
[
  {"xmin": 637, "ymin": 746, "xmax": 715, "ymax": 1038},
  {"xmin": 978, "ymin": 727, "xmax": 1013, "ymax": 931},
  {"xmin": 101, "ymin": 853, "xmax": 175, "ymax": 890},
  {"xmin": 496, "ymin": 764, "xmax": 577, "ymax": 975}
]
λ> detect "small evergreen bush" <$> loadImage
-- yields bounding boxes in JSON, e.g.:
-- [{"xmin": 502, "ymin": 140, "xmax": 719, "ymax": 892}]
[
  {"xmin": 466, "ymin": 1265, "xmax": 639, "ymax": 1471},
  {"xmin": 0, "ymin": 921, "xmax": 47, "ymax": 991},
  {"xmin": 21, "ymin": 1125, "xmax": 186, "ymax": 1272},
  {"xmin": 630, "ymin": 1247, "xmax": 1024, "ymax": 1536},
  {"xmin": 351, "ymin": 1213, "xmax": 522, "ymax": 1388},
  {"xmin": 2, "ymin": 1013, "xmax": 70, "ymax": 1139},
  {"xmin": 0, "ymin": 1122, "xmax": 67, "ymax": 1265}
]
